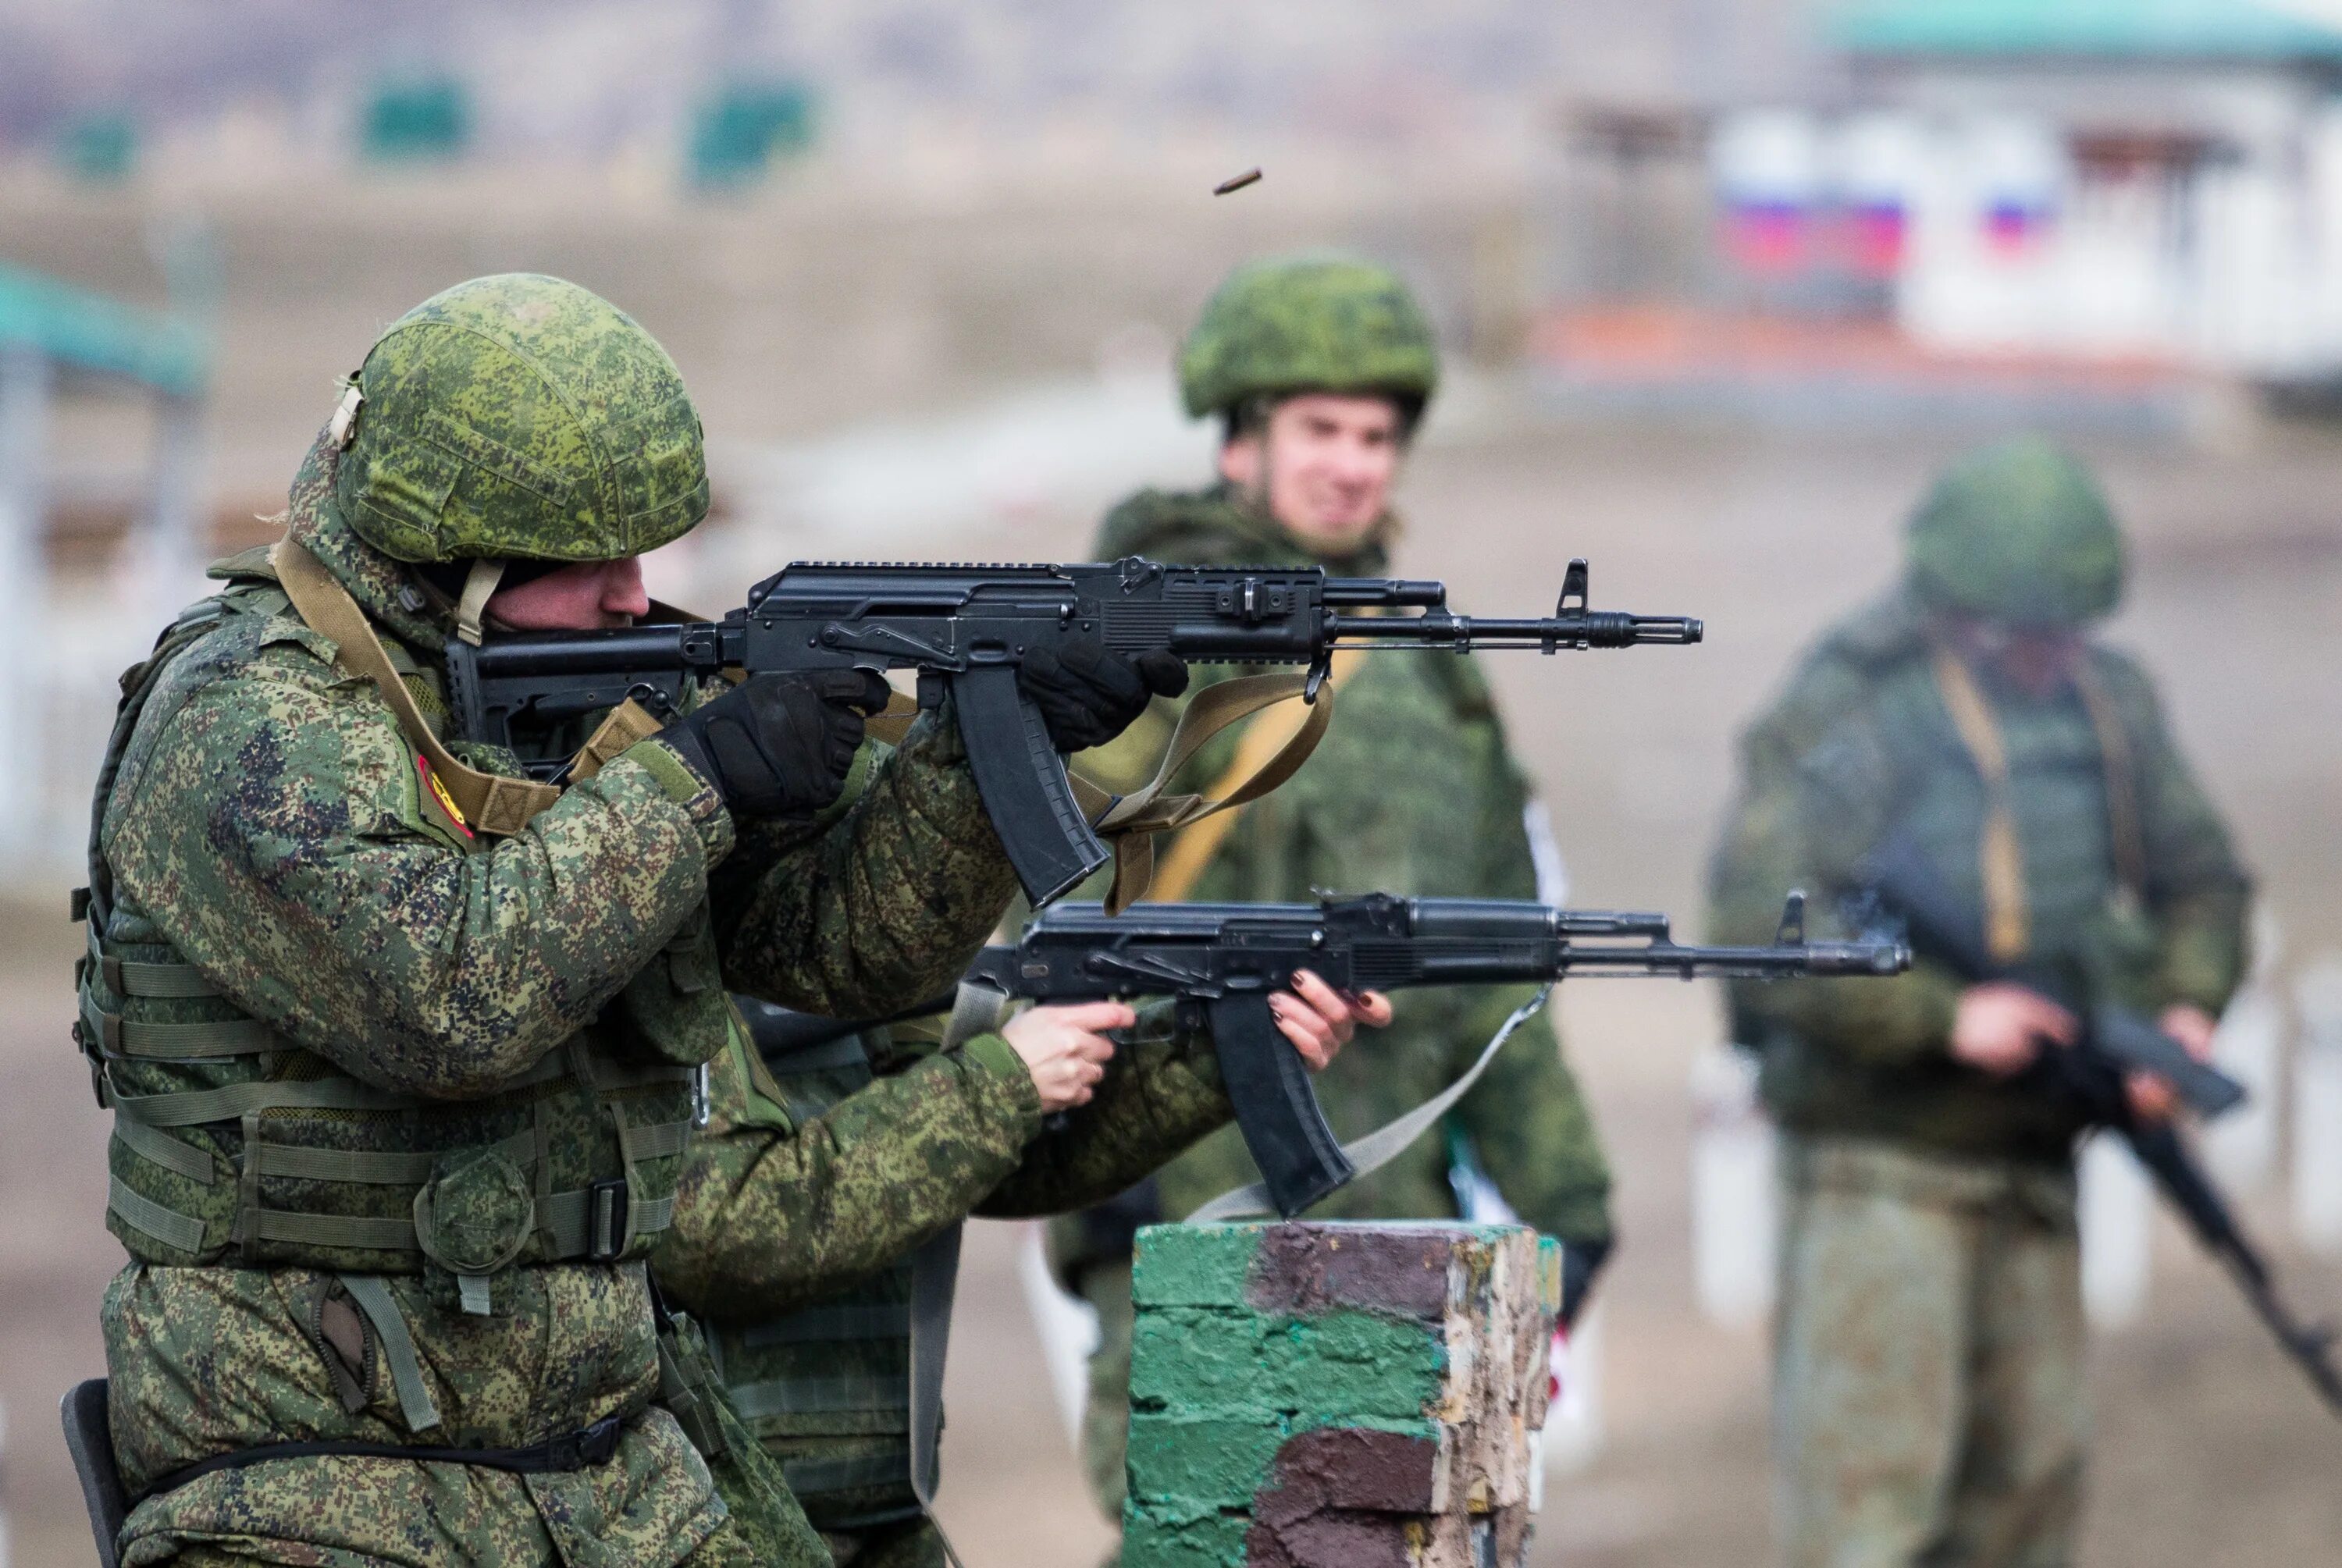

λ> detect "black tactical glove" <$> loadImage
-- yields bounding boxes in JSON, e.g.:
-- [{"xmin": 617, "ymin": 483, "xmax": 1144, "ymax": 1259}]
[
  {"xmin": 1016, "ymin": 635, "xmax": 1189, "ymax": 752},
  {"xmin": 1558, "ymin": 1232, "xmax": 1615, "ymax": 1332},
  {"xmin": 658, "ymin": 668, "xmax": 892, "ymax": 820}
]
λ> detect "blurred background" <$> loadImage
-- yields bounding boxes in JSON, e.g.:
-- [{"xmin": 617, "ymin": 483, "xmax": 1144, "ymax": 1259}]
[{"xmin": 4, "ymin": 1, "xmax": 2340, "ymax": 1563}]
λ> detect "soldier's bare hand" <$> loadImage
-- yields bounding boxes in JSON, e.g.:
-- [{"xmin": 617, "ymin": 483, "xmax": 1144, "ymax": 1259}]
[
  {"xmin": 1004, "ymin": 1001, "xmax": 1133, "ymax": 1112},
  {"xmin": 2127, "ymin": 1003, "xmax": 2221, "ymax": 1120},
  {"xmin": 1949, "ymin": 982, "xmax": 2076, "ymax": 1076},
  {"xmin": 1274, "ymin": 969, "xmax": 1393, "ymax": 1070}
]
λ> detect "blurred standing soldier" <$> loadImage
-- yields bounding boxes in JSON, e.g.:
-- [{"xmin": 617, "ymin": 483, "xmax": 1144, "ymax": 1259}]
[
  {"xmin": 73, "ymin": 273, "xmax": 1159, "ymax": 1565},
  {"xmin": 1708, "ymin": 437, "xmax": 2251, "ymax": 1567},
  {"xmin": 1050, "ymin": 253, "xmax": 1618, "ymax": 1531}
]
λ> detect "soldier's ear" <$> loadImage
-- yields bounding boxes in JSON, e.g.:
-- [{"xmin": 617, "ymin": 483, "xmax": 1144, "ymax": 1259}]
[{"xmin": 1218, "ymin": 428, "xmax": 1264, "ymax": 491}]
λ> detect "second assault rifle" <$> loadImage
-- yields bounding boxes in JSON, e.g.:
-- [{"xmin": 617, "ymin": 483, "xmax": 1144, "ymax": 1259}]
[
  {"xmin": 956, "ymin": 891, "xmax": 1908, "ymax": 1218},
  {"xmin": 1858, "ymin": 831, "xmax": 2342, "ymax": 1415},
  {"xmin": 443, "ymin": 557, "xmax": 1700, "ymax": 906}
]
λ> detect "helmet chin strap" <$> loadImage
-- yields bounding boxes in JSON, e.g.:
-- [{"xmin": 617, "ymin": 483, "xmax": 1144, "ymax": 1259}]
[{"xmin": 454, "ymin": 559, "xmax": 508, "ymax": 648}]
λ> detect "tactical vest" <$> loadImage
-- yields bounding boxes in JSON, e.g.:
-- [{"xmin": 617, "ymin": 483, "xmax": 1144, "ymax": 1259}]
[
  {"xmin": 77, "ymin": 575, "xmax": 707, "ymax": 1310},
  {"xmin": 708, "ymin": 997, "xmax": 924, "ymax": 1533}
]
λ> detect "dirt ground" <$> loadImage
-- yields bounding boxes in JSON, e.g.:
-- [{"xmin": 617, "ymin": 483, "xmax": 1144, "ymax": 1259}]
[{"xmin": 5, "ymin": 178, "xmax": 2342, "ymax": 1565}]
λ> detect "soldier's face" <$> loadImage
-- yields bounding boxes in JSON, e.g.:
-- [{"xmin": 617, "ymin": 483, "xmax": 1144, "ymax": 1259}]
[
  {"xmin": 1219, "ymin": 393, "xmax": 1405, "ymax": 549},
  {"xmin": 1956, "ymin": 617, "xmax": 2084, "ymax": 697},
  {"xmin": 483, "ymin": 557, "xmax": 652, "ymax": 632}
]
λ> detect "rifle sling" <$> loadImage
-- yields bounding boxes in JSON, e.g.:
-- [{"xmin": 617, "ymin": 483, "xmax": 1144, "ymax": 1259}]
[
  {"xmin": 869, "ymin": 670, "xmax": 1340, "ymax": 914},
  {"xmin": 1927, "ymin": 643, "xmax": 2031, "ymax": 963},
  {"xmin": 271, "ymin": 539, "xmax": 561, "ymax": 839},
  {"xmin": 1187, "ymin": 983, "xmax": 1555, "ymax": 1224}
]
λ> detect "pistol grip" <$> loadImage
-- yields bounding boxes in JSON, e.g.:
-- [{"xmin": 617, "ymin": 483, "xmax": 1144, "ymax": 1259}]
[
  {"xmin": 952, "ymin": 663, "xmax": 1112, "ymax": 908},
  {"xmin": 1208, "ymin": 993, "xmax": 1354, "ymax": 1218}
]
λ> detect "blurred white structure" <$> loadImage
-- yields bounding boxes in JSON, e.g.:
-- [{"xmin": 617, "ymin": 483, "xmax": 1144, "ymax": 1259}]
[
  {"xmin": 1701, "ymin": 0, "xmax": 2342, "ymax": 380},
  {"xmin": 2205, "ymin": 906, "xmax": 2287, "ymax": 1190},
  {"xmin": 1014, "ymin": 1223, "xmax": 1098, "ymax": 1447},
  {"xmin": 0, "ymin": 261, "xmax": 211, "ymax": 880},
  {"xmin": 1687, "ymin": 1042, "xmax": 1779, "ymax": 1329},
  {"xmin": 2290, "ymin": 953, "xmax": 2342, "ymax": 1253},
  {"xmin": 2079, "ymin": 1130, "xmax": 2155, "ymax": 1328}
]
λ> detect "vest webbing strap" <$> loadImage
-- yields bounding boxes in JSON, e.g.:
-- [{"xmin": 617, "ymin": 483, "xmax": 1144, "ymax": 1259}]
[
  {"xmin": 109, "ymin": 1149, "xmax": 685, "ymax": 1261},
  {"xmin": 742, "ymin": 1301, "xmax": 914, "ymax": 1349},
  {"xmin": 271, "ymin": 537, "xmax": 561, "ymax": 839},
  {"xmin": 113, "ymin": 1120, "xmax": 216, "ymax": 1185},
  {"xmin": 83, "ymin": 997, "xmax": 282, "ymax": 1060},
  {"xmin": 94, "ymin": 941, "xmax": 220, "ymax": 1001},
  {"xmin": 338, "ymin": 1272, "xmax": 443, "ymax": 1433},
  {"xmin": 1928, "ymin": 643, "xmax": 2031, "ymax": 964},
  {"xmin": 728, "ymin": 1371, "xmax": 913, "ymax": 1421},
  {"xmin": 108, "ymin": 1174, "xmax": 205, "ymax": 1253}
]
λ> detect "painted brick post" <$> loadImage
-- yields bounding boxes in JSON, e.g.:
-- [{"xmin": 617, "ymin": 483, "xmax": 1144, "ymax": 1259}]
[{"xmin": 1122, "ymin": 1221, "xmax": 1559, "ymax": 1568}]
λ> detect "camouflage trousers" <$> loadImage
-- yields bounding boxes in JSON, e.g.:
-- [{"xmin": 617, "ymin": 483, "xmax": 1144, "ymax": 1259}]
[
  {"xmin": 1073, "ymin": 1257, "xmax": 1137, "ymax": 1531},
  {"xmin": 1772, "ymin": 1135, "xmax": 2087, "ymax": 1568},
  {"xmin": 104, "ymin": 1261, "xmax": 818, "ymax": 1566}
]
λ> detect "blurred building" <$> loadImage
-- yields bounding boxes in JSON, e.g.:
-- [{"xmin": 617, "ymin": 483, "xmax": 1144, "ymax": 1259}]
[{"xmin": 1718, "ymin": 0, "xmax": 2342, "ymax": 383}]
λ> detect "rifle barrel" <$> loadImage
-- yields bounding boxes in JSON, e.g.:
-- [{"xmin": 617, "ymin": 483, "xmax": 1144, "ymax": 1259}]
[{"xmin": 1330, "ymin": 613, "xmax": 1703, "ymax": 649}]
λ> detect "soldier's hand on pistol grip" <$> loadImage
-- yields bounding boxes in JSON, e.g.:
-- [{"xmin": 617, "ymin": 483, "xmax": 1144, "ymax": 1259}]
[
  {"xmin": 1016, "ymin": 634, "xmax": 1189, "ymax": 752},
  {"xmin": 659, "ymin": 668, "xmax": 892, "ymax": 820}
]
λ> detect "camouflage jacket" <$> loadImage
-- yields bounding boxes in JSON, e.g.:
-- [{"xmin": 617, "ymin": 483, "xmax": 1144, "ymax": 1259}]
[
  {"xmin": 657, "ymin": 1004, "xmax": 1231, "ymax": 1318},
  {"xmin": 1061, "ymin": 484, "xmax": 1613, "ymax": 1244},
  {"xmin": 91, "ymin": 433, "xmax": 1017, "ymax": 1560},
  {"xmin": 1707, "ymin": 590, "xmax": 2251, "ymax": 1162}
]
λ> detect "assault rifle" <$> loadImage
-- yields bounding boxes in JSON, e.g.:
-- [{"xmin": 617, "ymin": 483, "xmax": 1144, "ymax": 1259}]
[
  {"xmin": 957, "ymin": 891, "xmax": 1907, "ymax": 1217},
  {"xmin": 1857, "ymin": 832, "xmax": 2342, "ymax": 1415},
  {"xmin": 444, "ymin": 557, "xmax": 1699, "ymax": 905}
]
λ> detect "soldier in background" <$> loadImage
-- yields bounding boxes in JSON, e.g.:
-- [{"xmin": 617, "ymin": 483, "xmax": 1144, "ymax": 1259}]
[
  {"xmin": 1707, "ymin": 437, "xmax": 2251, "ymax": 1566},
  {"xmin": 1052, "ymin": 252, "xmax": 1618, "ymax": 1532}
]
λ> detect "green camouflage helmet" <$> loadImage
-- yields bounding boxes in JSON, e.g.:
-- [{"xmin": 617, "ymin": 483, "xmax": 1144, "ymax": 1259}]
[
  {"xmin": 1906, "ymin": 436, "xmax": 2126, "ymax": 627},
  {"xmin": 1177, "ymin": 252, "xmax": 1440, "ymax": 420},
  {"xmin": 333, "ymin": 273, "xmax": 708, "ymax": 563}
]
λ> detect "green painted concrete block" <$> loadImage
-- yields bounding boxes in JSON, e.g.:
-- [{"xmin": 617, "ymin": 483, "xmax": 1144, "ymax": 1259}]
[
  {"xmin": 1119, "ymin": 1507, "xmax": 1251, "ymax": 1568},
  {"xmin": 1125, "ymin": 1413, "xmax": 1288, "ymax": 1513},
  {"xmin": 1131, "ymin": 1221, "xmax": 1265, "ymax": 1308}
]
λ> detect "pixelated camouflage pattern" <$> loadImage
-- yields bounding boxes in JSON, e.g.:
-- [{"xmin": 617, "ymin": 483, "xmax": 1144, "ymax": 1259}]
[
  {"xmin": 1905, "ymin": 436, "xmax": 2126, "ymax": 628},
  {"xmin": 657, "ymin": 994, "xmax": 1230, "ymax": 1546},
  {"xmin": 107, "ymin": 1260, "xmax": 753, "ymax": 1566},
  {"xmin": 336, "ymin": 274, "xmax": 708, "ymax": 564},
  {"xmin": 90, "ymin": 425, "xmax": 1020, "ymax": 1562},
  {"xmin": 1706, "ymin": 587, "xmax": 2250, "ymax": 1160},
  {"xmin": 1771, "ymin": 1136, "xmax": 2087, "ymax": 1566},
  {"xmin": 1177, "ymin": 254, "xmax": 1440, "ymax": 418},
  {"xmin": 660, "ymin": 1004, "xmax": 1230, "ymax": 1321}
]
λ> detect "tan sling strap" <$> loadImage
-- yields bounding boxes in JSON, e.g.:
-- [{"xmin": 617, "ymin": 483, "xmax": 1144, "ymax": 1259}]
[
  {"xmin": 863, "ymin": 671, "xmax": 1342, "ymax": 913},
  {"xmin": 1930, "ymin": 642, "xmax": 2152, "ymax": 965},
  {"xmin": 1138, "ymin": 649, "xmax": 1370, "ymax": 907},
  {"xmin": 1929, "ymin": 642, "xmax": 2032, "ymax": 963},
  {"xmin": 271, "ymin": 537, "xmax": 561, "ymax": 837}
]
